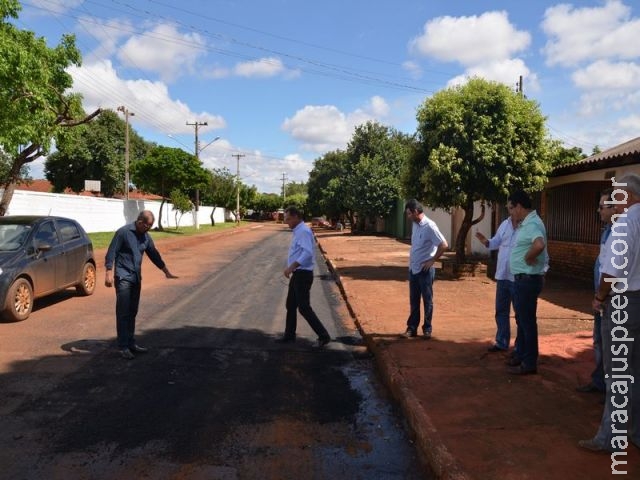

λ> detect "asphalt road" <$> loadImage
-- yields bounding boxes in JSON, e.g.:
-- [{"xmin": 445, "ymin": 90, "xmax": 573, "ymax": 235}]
[{"xmin": 0, "ymin": 223, "xmax": 426, "ymax": 480}]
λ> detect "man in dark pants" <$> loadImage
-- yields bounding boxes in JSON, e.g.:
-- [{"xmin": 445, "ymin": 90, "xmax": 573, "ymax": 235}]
[
  {"xmin": 105, "ymin": 210, "xmax": 178, "ymax": 359},
  {"xmin": 507, "ymin": 190, "xmax": 548, "ymax": 375},
  {"xmin": 276, "ymin": 206, "xmax": 331, "ymax": 347}
]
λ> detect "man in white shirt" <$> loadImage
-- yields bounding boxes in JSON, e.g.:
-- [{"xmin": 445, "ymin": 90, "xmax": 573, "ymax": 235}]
[
  {"xmin": 404, "ymin": 199, "xmax": 448, "ymax": 339},
  {"xmin": 580, "ymin": 173, "xmax": 640, "ymax": 454},
  {"xmin": 276, "ymin": 206, "xmax": 331, "ymax": 348},
  {"xmin": 475, "ymin": 205, "xmax": 519, "ymax": 353}
]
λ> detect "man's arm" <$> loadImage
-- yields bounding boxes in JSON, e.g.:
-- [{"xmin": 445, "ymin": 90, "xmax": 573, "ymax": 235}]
[
  {"xmin": 421, "ymin": 239, "xmax": 448, "ymax": 271},
  {"xmin": 524, "ymin": 237, "xmax": 545, "ymax": 266}
]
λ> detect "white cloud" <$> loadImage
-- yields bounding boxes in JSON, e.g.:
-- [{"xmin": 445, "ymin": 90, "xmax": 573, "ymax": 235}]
[
  {"xmin": 26, "ymin": 0, "xmax": 84, "ymax": 16},
  {"xmin": 206, "ymin": 57, "xmax": 300, "ymax": 79},
  {"xmin": 402, "ymin": 61, "xmax": 422, "ymax": 79},
  {"xmin": 447, "ymin": 58, "xmax": 539, "ymax": 91},
  {"xmin": 409, "ymin": 11, "xmax": 530, "ymax": 66},
  {"xmin": 117, "ymin": 23, "xmax": 207, "ymax": 82},
  {"xmin": 68, "ymin": 60, "xmax": 225, "ymax": 135},
  {"xmin": 77, "ymin": 15, "xmax": 133, "ymax": 62},
  {"xmin": 281, "ymin": 96, "xmax": 391, "ymax": 152},
  {"xmin": 542, "ymin": 0, "xmax": 640, "ymax": 67},
  {"xmin": 572, "ymin": 60, "xmax": 640, "ymax": 90}
]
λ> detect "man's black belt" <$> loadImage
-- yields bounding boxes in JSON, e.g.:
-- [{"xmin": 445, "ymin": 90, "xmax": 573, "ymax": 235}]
[{"xmin": 514, "ymin": 273, "xmax": 543, "ymax": 280}]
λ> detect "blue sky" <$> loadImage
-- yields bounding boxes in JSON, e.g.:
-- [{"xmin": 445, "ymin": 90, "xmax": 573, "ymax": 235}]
[{"xmin": 13, "ymin": 0, "xmax": 640, "ymax": 194}]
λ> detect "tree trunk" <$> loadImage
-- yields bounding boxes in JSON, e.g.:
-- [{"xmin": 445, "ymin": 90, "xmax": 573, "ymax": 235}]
[
  {"xmin": 454, "ymin": 200, "xmax": 486, "ymax": 264},
  {"xmin": 157, "ymin": 198, "xmax": 166, "ymax": 231},
  {"xmin": 0, "ymin": 181, "xmax": 16, "ymax": 217},
  {"xmin": 210, "ymin": 206, "xmax": 217, "ymax": 226}
]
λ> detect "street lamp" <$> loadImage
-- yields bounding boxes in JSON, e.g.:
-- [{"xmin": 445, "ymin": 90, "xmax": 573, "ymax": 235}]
[{"xmin": 117, "ymin": 106, "xmax": 134, "ymax": 200}]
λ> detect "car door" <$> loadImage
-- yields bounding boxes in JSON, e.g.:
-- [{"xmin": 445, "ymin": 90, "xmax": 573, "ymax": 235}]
[
  {"xmin": 30, "ymin": 220, "xmax": 64, "ymax": 295},
  {"xmin": 56, "ymin": 218, "xmax": 86, "ymax": 286}
]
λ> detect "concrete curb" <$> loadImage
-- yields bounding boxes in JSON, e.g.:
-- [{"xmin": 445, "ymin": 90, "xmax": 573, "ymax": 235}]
[{"xmin": 317, "ymin": 237, "xmax": 472, "ymax": 480}]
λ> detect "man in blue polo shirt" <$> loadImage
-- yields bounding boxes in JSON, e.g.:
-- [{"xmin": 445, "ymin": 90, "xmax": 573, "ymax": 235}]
[{"xmin": 507, "ymin": 190, "xmax": 548, "ymax": 375}]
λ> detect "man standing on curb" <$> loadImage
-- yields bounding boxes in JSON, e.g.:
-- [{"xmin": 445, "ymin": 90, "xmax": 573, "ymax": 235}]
[
  {"xmin": 403, "ymin": 199, "xmax": 448, "ymax": 339},
  {"xmin": 475, "ymin": 204, "xmax": 519, "ymax": 353},
  {"xmin": 276, "ymin": 206, "xmax": 332, "ymax": 348},
  {"xmin": 105, "ymin": 210, "xmax": 178, "ymax": 360},
  {"xmin": 580, "ymin": 173, "xmax": 640, "ymax": 454},
  {"xmin": 507, "ymin": 190, "xmax": 547, "ymax": 375},
  {"xmin": 576, "ymin": 188, "xmax": 614, "ymax": 396}
]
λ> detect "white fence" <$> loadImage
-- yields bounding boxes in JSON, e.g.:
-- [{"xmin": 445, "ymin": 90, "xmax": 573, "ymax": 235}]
[{"xmin": 2, "ymin": 189, "xmax": 228, "ymax": 233}]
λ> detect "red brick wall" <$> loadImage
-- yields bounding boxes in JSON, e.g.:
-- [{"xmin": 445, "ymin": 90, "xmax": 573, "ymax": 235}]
[{"xmin": 548, "ymin": 240, "xmax": 598, "ymax": 280}]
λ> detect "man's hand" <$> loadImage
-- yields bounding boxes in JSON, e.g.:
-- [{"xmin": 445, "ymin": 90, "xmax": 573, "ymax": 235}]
[
  {"xmin": 283, "ymin": 266, "xmax": 295, "ymax": 279},
  {"xmin": 105, "ymin": 270, "xmax": 114, "ymax": 288},
  {"xmin": 163, "ymin": 268, "xmax": 178, "ymax": 279}
]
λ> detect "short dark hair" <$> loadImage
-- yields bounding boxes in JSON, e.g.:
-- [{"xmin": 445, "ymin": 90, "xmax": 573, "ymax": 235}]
[
  {"xmin": 508, "ymin": 190, "xmax": 532, "ymax": 209},
  {"xmin": 284, "ymin": 206, "xmax": 302, "ymax": 218},
  {"xmin": 600, "ymin": 187, "xmax": 613, "ymax": 198},
  {"xmin": 404, "ymin": 199, "xmax": 424, "ymax": 213}
]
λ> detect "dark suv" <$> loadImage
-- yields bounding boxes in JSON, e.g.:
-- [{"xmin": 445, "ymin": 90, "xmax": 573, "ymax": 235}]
[{"xmin": 0, "ymin": 216, "xmax": 96, "ymax": 322}]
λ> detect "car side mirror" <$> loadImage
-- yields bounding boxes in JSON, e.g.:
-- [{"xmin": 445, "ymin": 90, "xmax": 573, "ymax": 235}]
[{"xmin": 35, "ymin": 242, "xmax": 52, "ymax": 253}]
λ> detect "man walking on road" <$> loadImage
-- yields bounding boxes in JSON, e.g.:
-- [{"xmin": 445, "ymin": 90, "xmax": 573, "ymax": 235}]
[
  {"xmin": 475, "ymin": 204, "xmax": 519, "ymax": 353},
  {"xmin": 404, "ymin": 199, "xmax": 448, "ymax": 339},
  {"xmin": 105, "ymin": 210, "xmax": 178, "ymax": 359},
  {"xmin": 277, "ymin": 206, "xmax": 331, "ymax": 347},
  {"xmin": 507, "ymin": 190, "xmax": 547, "ymax": 375}
]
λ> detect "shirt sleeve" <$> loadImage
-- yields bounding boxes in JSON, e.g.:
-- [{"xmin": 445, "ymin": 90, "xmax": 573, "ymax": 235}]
[
  {"xmin": 488, "ymin": 219, "xmax": 508, "ymax": 250},
  {"xmin": 293, "ymin": 228, "xmax": 314, "ymax": 266},
  {"xmin": 144, "ymin": 235, "xmax": 166, "ymax": 270},
  {"xmin": 104, "ymin": 229, "xmax": 123, "ymax": 270}
]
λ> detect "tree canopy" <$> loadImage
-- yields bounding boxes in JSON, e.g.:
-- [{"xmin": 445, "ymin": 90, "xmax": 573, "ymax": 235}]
[
  {"xmin": 0, "ymin": 0, "xmax": 100, "ymax": 214},
  {"xmin": 408, "ymin": 77, "xmax": 555, "ymax": 262},
  {"xmin": 45, "ymin": 109, "xmax": 152, "ymax": 196},
  {"xmin": 131, "ymin": 145, "xmax": 209, "ymax": 229}
]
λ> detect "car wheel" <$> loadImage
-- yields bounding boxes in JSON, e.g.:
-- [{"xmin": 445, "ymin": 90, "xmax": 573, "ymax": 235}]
[
  {"xmin": 3, "ymin": 278, "xmax": 33, "ymax": 322},
  {"xmin": 76, "ymin": 262, "xmax": 96, "ymax": 296}
]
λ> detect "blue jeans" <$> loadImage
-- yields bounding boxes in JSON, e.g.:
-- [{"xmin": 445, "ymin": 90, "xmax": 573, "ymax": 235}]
[
  {"xmin": 115, "ymin": 278, "xmax": 141, "ymax": 349},
  {"xmin": 407, "ymin": 267, "xmax": 435, "ymax": 333},
  {"xmin": 590, "ymin": 311, "xmax": 605, "ymax": 391},
  {"xmin": 495, "ymin": 280, "xmax": 514, "ymax": 350},
  {"xmin": 512, "ymin": 275, "xmax": 543, "ymax": 371}
]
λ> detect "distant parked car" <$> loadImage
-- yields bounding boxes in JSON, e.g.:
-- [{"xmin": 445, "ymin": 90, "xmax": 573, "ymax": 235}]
[
  {"xmin": 0, "ymin": 216, "xmax": 96, "ymax": 322},
  {"xmin": 311, "ymin": 217, "xmax": 331, "ymax": 227}
]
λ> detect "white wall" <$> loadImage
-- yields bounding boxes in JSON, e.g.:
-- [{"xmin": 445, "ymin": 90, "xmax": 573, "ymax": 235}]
[{"xmin": 2, "ymin": 189, "xmax": 227, "ymax": 233}]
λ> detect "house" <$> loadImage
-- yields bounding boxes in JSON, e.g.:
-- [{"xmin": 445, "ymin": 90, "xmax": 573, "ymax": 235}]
[{"xmin": 542, "ymin": 136, "xmax": 640, "ymax": 279}]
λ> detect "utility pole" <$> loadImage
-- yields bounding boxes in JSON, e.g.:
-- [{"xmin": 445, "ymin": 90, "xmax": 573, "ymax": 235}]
[
  {"xmin": 280, "ymin": 172, "xmax": 288, "ymax": 206},
  {"xmin": 117, "ymin": 106, "xmax": 134, "ymax": 200},
  {"xmin": 516, "ymin": 75, "xmax": 523, "ymax": 97},
  {"xmin": 232, "ymin": 153, "xmax": 245, "ymax": 225},
  {"xmin": 187, "ymin": 121, "xmax": 208, "ymax": 229}
]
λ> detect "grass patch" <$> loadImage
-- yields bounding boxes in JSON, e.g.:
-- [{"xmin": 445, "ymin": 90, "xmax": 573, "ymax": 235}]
[{"xmin": 88, "ymin": 221, "xmax": 248, "ymax": 249}]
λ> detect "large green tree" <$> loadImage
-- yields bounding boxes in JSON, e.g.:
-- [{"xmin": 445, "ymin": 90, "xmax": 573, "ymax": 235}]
[
  {"xmin": 201, "ymin": 167, "xmax": 237, "ymax": 225},
  {"xmin": 0, "ymin": 0, "xmax": 100, "ymax": 214},
  {"xmin": 409, "ymin": 77, "xmax": 555, "ymax": 263},
  {"xmin": 131, "ymin": 146, "xmax": 209, "ymax": 230},
  {"xmin": 45, "ymin": 109, "xmax": 151, "ymax": 196},
  {"xmin": 343, "ymin": 121, "xmax": 412, "ymax": 230},
  {"xmin": 307, "ymin": 149, "xmax": 349, "ymax": 219}
]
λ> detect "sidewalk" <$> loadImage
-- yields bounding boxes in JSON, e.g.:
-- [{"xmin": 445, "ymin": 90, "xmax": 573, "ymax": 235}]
[{"xmin": 314, "ymin": 229, "xmax": 639, "ymax": 480}]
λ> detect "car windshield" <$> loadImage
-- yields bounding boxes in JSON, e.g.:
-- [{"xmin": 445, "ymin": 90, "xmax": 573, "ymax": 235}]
[{"xmin": 0, "ymin": 224, "xmax": 32, "ymax": 251}]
